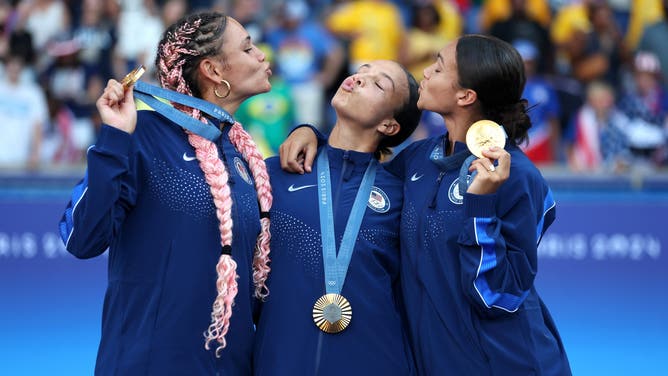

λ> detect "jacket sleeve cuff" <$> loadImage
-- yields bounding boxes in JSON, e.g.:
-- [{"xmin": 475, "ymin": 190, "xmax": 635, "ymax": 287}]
[
  {"xmin": 288, "ymin": 123, "xmax": 328, "ymax": 147},
  {"xmin": 463, "ymin": 192, "xmax": 498, "ymax": 218},
  {"xmin": 95, "ymin": 124, "xmax": 133, "ymax": 156}
]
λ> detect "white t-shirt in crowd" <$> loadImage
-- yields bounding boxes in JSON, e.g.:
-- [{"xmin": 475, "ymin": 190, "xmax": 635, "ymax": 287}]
[{"xmin": 0, "ymin": 80, "xmax": 48, "ymax": 166}]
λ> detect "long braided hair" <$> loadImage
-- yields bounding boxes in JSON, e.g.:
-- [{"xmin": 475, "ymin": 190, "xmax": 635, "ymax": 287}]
[{"xmin": 154, "ymin": 12, "xmax": 272, "ymax": 356}]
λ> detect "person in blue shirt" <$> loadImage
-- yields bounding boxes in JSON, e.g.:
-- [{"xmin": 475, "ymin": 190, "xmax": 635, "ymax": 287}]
[
  {"xmin": 264, "ymin": 0, "xmax": 344, "ymax": 128},
  {"xmin": 280, "ymin": 34, "xmax": 571, "ymax": 375},
  {"xmin": 58, "ymin": 12, "xmax": 273, "ymax": 375},
  {"xmin": 254, "ymin": 60, "xmax": 421, "ymax": 376}
]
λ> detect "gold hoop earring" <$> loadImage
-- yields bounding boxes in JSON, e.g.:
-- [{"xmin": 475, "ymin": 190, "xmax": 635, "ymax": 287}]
[{"xmin": 214, "ymin": 79, "xmax": 231, "ymax": 99}]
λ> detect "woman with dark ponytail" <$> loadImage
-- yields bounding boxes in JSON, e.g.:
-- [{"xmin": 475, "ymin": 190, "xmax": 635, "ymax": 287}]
[
  {"xmin": 281, "ymin": 34, "xmax": 571, "ymax": 375},
  {"xmin": 59, "ymin": 12, "xmax": 272, "ymax": 375}
]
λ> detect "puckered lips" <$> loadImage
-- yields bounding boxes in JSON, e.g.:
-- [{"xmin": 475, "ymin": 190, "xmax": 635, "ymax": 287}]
[{"xmin": 340, "ymin": 76, "xmax": 355, "ymax": 92}]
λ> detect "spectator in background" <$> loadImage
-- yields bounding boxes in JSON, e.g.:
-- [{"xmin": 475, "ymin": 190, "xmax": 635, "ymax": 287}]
[
  {"xmin": 39, "ymin": 37, "xmax": 98, "ymax": 166},
  {"xmin": 618, "ymin": 51, "xmax": 668, "ymax": 167},
  {"xmin": 41, "ymin": 88, "xmax": 85, "ymax": 165},
  {"xmin": 0, "ymin": 47, "xmax": 48, "ymax": 170},
  {"xmin": 549, "ymin": 2, "xmax": 593, "ymax": 148},
  {"xmin": 0, "ymin": 0, "xmax": 20, "ymax": 60},
  {"xmin": 326, "ymin": 0, "xmax": 405, "ymax": 74},
  {"xmin": 2, "ymin": 28, "xmax": 34, "ymax": 81},
  {"xmin": 489, "ymin": 0, "xmax": 554, "ymax": 74},
  {"xmin": 397, "ymin": 0, "xmax": 462, "ymax": 48},
  {"xmin": 479, "ymin": 0, "xmax": 550, "ymax": 34},
  {"xmin": 160, "ymin": 0, "xmax": 188, "ymax": 27},
  {"xmin": 236, "ymin": 44, "xmax": 296, "ymax": 156},
  {"xmin": 552, "ymin": 0, "xmax": 627, "ymax": 89},
  {"xmin": 514, "ymin": 39, "xmax": 562, "ymax": 164},
  {"xmin": 550, "ymin": 0, "xmax": 591, "ymax": 50},
  {"xmin": 16, "ymin": 0, "xmax": 70, "ymax": 70},
  {"xmin": 638, "ymin": 0, "xmax": 668, "ymax": 86},
  {"xmin": 113, "ymin": 0, "xmax": 162, "ymax": 80},
  {"xmin": 41, "ymin": 37, "xmax": 101, "ymax": 123},
  {"xmin": 625, "ymin": 0, "xmax": 665, "ymax": 51},
  {"xmin": 265, "ymin": 0, "xmax": 343, "ymax": 128},
  {"xmin": 71, "ymin": 0, "xmax": 116, "ymax": 81},
  {"xmin": 585, "ymin": 0, "xmax": 628, "ymax": 89},
  {"xmin": 400, "ymin": 1, "xmax": 454, "ymax": 81},
  {"xmin": 566, "ymin": 81, "xmax": 631, "ymax": 173},
  {"xmin": 222, "ymin": 0, "xmax": 265, "ymax": 43},
  {"xmin": 434, "ymin": 0, "xmax": 463, "ymax": 42}
]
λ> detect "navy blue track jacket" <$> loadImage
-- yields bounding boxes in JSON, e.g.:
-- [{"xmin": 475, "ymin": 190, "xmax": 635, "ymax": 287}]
[
  {"xmin": 59, "ymin": 111, "xmax": 260, "ymax": 375},
  {"xmin": 254, "ymin": 146, "xmax": 415, "ymax": 376},
  {"xmin": 386, "ymin": 134, "xmax": 571, "ymax": 375}
]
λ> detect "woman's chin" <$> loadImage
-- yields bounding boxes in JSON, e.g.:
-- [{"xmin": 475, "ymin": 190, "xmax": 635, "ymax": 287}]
[
  {"xmin": 260, "ymin": 81, "xmax": 272, "ymax": 94},
  {"xmin": 417, "ymin": 98, "xmax": 426, "ymax": 110}
]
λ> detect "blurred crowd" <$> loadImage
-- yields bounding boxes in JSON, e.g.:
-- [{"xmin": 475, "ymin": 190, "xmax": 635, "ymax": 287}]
[{"xmin": 1, "ymin": 0, "xmax": 667, "ymax": 175}]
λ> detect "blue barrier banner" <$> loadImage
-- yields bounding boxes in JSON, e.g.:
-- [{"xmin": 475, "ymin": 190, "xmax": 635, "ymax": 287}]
[
  {"xmin": 0, "ymin": 199, "xmax": 107, "ymax": 375},
  {"xmin": 1, "ymin": 182, "xmax": 666, "ymax": 375},
  {"xmin": 536, "ymin": 196, "xmax": 668, "ymax": 375}
]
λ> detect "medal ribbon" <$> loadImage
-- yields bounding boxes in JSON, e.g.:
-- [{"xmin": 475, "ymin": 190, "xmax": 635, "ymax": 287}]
[
  {"xmin": 132, "ymin": 81, "xmax": 234, "ymax": 141},
  {"xmin": 317, "ymin": 149, "xmax": 377, "ymax": 295},
  {"xmin": 458, "ymin": 154, "xmax": 479, "ymax": 194}
]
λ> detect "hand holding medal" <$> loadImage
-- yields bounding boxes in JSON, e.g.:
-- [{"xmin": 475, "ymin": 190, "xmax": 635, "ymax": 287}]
[
  {"xmin": 462, "ymin": 120, "xmax": 511, "ymax": 195},
  {"xmin": 96, "ymin": 66, "xmax": 145, "ymax": 134}
]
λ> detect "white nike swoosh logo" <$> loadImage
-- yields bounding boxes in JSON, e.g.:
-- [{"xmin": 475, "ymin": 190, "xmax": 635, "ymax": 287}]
[
  {"xmin": 183, "ymin": 152, "xmax": 197, "ymax": 162},
  {"xmin": 410, "ymin": 173, "xmax": 423, "ymax": 182},
  {"xmin": 288, "ymin": 184, "xmax": 316, "ymax": 192}
]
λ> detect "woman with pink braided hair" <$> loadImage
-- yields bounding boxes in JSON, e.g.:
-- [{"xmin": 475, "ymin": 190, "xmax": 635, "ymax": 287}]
[{"xmin": 59, "ymin": 12, "xmax": 272, "ymax": 375}]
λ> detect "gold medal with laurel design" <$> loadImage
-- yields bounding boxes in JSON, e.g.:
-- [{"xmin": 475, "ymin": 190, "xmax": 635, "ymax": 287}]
[
  {"xmin": 121, "ymin": 65, "xmax": 146, "ymax": 89},
  {"xmin": 312, "ymin": 293, "xmax": 352, "ymax": 333},
  {"xmin": 465, "ymin": 120, "xmax": 506, "ymax": 158}
]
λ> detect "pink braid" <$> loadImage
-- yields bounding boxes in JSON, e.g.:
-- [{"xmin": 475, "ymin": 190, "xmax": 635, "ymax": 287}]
[
  {"xmin": 187, "ymin": 132, "xmax": 239, "ymax": 356},
  {"xmin": 155, "ymin": 13, "xmax": 269, "ymax": 355},
  {"xmin": 229, "ymin": 122, "xmax": 273, "ymax": 299},
  {"xmin": 158, "ymin": 55, "xmax": 238, "ymax": 355}
]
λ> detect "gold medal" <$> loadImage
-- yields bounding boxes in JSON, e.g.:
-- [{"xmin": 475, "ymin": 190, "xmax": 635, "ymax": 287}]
[
  {"xmin": 465, "ymin": 120, "xmax": 506, "ymax": 158},
  {"xmin": 312, "ymin": 293, "xmax": 352, "ymax": 333},
  {"xmin": 121, "ymin": 65, "xmax": 146, "ymax": 89}
]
